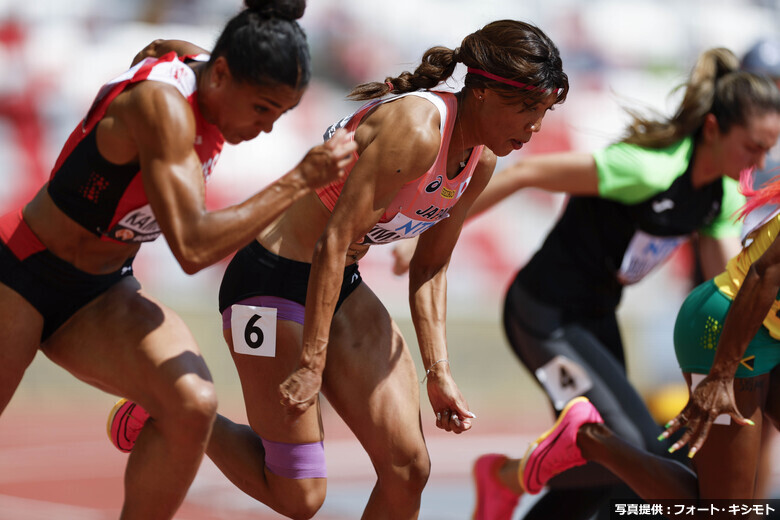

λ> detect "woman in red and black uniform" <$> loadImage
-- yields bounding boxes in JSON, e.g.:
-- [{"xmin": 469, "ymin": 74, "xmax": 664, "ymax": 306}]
[{"xmin": 0, "ymin": 1, "xmax": 355, "ymax": 518}]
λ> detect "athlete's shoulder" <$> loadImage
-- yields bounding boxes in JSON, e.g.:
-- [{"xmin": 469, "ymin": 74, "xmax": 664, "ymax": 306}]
[
  {"xmin": 115, "ymin": 79, "xmax": 196, "ymax": 146},
  {"xmin": 595, "ymin": 137, "xmax": 693, "ymax": 204},
  {"xmin": 379, "ymin": 94, "xmax": 442, "ymax": 133},
  {"xmin": 476, "ymin": 146, "xmax": 497, "ymax": 170}
]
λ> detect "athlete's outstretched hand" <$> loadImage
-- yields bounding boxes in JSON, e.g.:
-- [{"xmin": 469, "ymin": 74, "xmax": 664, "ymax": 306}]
[
  {"xmin": 279, "ymin": 365, "xmax": 322, "ymax": 418},
  {"xmin": 659, "ymin": 374, "xmax": 754, "ymax": 458},
  {"xmin": 425, "ymin": 365, "xmax": 476, "ymax": 434},
  {"xmin": 297, "ymin": 129, "xmax": 357, "ymax": 190}
]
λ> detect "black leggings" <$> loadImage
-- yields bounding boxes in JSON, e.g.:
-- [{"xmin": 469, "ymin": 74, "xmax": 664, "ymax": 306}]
[{"xmin": 503, "ymin": 277, "xmax": 679, "ymax": 519}]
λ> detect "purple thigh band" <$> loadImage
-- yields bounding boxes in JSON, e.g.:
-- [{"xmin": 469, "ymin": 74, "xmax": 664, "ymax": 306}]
[
  {"xmin": 261, "ymin": 438, "xmax": 327, "ymax": 479},
  {"xmin": 222, "ymin": 295, "xmax": 305, "ymax": 329}
]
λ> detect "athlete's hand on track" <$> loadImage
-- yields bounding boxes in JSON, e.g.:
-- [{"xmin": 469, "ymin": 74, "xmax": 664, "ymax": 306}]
[
  {"xmin": 279, "ymin": 365, "xmax": 322, "ymax": 417},
  {"xmin": 297, "ymin": 128, "xmax": 357, "ymax": 190},
  {"xmin": 426, "ymin": 371, "xmax": 476, "ymax": 434},
  {"xmin": 659, "ymin": 374, "xmax": 754, "ymax": 458}
]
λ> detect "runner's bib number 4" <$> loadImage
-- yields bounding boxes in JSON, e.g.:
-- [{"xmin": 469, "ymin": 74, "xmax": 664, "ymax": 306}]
[{"xmin": 535, "ymin": 355, "xmax": 593, "ymax": 411}]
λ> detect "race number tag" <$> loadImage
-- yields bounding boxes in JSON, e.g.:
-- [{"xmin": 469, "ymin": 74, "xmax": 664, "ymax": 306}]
[
  {"xmin": 618, "ymin": 230, "xmax": 686, "ymax": 285},
  {"xmin": 690, "ymin": 373, "xmax": 730, "ymax": 425},
  {"xmin": 231, "ymin": 305, "xmax": 277, "ymax": 357},
  {"xmin": 535, "ymin": 355, "xmax": 593, "ymax": 410}
]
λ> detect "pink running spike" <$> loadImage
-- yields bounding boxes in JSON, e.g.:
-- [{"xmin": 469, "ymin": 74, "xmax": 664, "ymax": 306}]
[
  {"xmin": 107, "ymin": 398, "xmax": 150, "ymax": 453},
  {"xmin": 472, "ymin": 454, "xmax": 520, "ymax": 520},
  {"xmin": 520, "ymin": 396, "xmax": 603, "ymax": 494}
]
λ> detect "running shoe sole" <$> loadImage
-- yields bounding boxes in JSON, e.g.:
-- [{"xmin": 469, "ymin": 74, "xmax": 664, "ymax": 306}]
[{"xmin": 107, "ymin": 398, "xmax": 149, "ymax": 453}]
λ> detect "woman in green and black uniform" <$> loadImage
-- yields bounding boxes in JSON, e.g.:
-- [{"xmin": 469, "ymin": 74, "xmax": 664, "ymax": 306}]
[{"xmin": 470, "ymin": 47, "xmax": 780, "ymax": 520}]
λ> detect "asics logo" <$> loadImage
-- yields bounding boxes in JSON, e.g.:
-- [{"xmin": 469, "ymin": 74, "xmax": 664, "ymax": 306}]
[
  {"xmin": 652, "ymin": 198, "xmax": 674, "ymax": 213},
  {"xmin": 425, "ymin": 175, "xmax": 443, "ymax": 193}
]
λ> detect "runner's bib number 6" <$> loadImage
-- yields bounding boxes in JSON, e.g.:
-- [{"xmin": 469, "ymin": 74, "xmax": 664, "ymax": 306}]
[{"xmin": 231, "ymin": 305, "xmax": 277, "ymax": 357}]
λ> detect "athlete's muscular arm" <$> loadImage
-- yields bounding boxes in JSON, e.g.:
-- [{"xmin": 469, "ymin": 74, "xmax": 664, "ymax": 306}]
[
  {"xmin": 131, "ymin": 39, "xmax": 209, "ymax": 66},
  {"xmin": 408, "ymin": 150, "xmax": 496, "ymax": 434},
  {"xmin": 467, "ymin": 151, "xmax": 600, "ymax": 219},
  {"xmin": 278, "ymin": 97, "xmax": 441, "ymax": 415},
  {"xmin": 663, "ymin": 234, "xmax": 780, "ymax": 456},
  {"xmin": 111, "ymin": 81, "xmax": 355, "ymax": 274},
  {"xmin": 390, "ymin": 151, "xmax": 599, "ymax": 275}
]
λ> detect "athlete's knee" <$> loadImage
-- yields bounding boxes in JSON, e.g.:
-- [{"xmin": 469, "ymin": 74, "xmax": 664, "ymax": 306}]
[
  {"xmin": 261, "ymin": 438, "xmax": 328, "ymax": 518},
  {"xmin": 161, "ymin": 378, "xmax": 218, "ymax": 443},
  {"xmin": 376, "ymin": 444, "xmax": 431, "ymax": 496},
  {"xmin": 275, "ymin": 480, "xmax": 327, "ymax": 520}
]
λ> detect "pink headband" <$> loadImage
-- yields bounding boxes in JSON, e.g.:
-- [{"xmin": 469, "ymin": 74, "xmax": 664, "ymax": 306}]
[{"xmin": 467, "ymin": 67, "xmax": 556, "ymax": 94}]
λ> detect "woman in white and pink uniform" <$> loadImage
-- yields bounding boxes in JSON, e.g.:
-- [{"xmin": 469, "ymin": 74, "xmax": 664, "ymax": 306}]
[{"xmin": 115, "ymin": 18, "xmax": 569, "ymax": 520}]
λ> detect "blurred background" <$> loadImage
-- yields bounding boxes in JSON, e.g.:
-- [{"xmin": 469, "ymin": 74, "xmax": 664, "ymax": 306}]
[{"xmin": 1, "ymin": 0, "xmax": 780, "ymax": 518}]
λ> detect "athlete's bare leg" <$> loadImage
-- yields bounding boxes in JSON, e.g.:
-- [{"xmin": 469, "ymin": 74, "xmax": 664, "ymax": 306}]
[
  {"xmin": 755, "ymin": 421, "xmax": 776, "ymax": 498},
  {"xmin": 688, "ymin": 372, "xmax": 768, "ymax": 499},
  {"xmin": 41, "ymin": 277, "xmax": 218, "ymax": 520},
  {"xmin": 0, "ymin": 283, "xmax": 42, "ymax": 416},
  {"xmin": 206, "ymin": 320, "xmax": 327, "ymax": 519},
  {"xmin": 577, "ymin": 371, "xmax": 767, "ymax": 501},
  {"xmin": 487, "ymin": 423, "xmax": 698, "ymax": 500},
  {"xmin": 576, "ymin": 423, "xmax": 698, "ymax": 500},
  {"xmin": 205, "ymin": 283, "xmax": 429, "ymax": 520},
  {"xmin": 323, "ymin": 283, "xmax": 430, "ymax": 520},
  {"xmin": 760, "ymin": 366, "xmax": 780, "ymax": 497}
]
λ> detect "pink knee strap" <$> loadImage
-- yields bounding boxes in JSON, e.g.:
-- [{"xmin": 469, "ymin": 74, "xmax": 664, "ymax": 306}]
[{"xmin": 261, "ymin": 438, "xmax": 327, "ymax": 479}]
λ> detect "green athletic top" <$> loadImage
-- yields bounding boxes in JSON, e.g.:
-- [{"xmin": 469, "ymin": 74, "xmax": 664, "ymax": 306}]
[{"xmin": 516, "ymin": 136, "xmax": 744, "ymax": 315}]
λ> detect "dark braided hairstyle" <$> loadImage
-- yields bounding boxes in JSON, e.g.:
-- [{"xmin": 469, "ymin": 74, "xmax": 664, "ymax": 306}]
[
  {"xmin": 210, "ymin": 0, "xmax": 310, "ymax": 89},
  {"xmin": 348, "ymin": 20, "xmax": 568, "ymax": 108}
]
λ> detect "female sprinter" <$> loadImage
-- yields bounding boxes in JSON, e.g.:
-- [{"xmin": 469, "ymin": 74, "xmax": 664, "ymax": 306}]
[
  {"xmin": 499, "ymin": 169, "xmax": 780, "ymax": 507},
  {"xmin": 459, "ymin": 48, "xmax": 780, "ymax": 519},
  {"xmin": 0, "ymin": 1, "xmax": 356, "ymax": 519},
  {"xmin": 113, "ymin": 19, "xmax": 569, "ymax": 520}
]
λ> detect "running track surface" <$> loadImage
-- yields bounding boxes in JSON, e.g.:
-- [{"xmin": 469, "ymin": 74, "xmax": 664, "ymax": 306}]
[
  {"xmin": 2, "ymin": 401, "xmax": 779, "ymax": 519},
  {"xmin": 0, "ymin": 400, "xmax": 546, "ymax": 520}
]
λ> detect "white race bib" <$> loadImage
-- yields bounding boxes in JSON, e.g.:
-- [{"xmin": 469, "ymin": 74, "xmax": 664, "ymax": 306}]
[
  {"xmin": 109, "ymin": 203, "xmax": 161, "ymax": 242},
  {"xmin": 535, "ymin": 355, "xmax": 593, "ymax": 411},
  {"xmin": 231, "ymin": 305, "xmax": 277, "ymax": 357},
  {"xmin": 618, "ymin": 230, "xmax": 687, "ymax": 285},
  {"xmin": 360, "ymin": 212, "xmax": 443, "ymax": 245}
]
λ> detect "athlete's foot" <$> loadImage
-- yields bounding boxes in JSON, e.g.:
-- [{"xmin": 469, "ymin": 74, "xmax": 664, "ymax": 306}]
[
  {"xmin": 472, "ymin": 454, "xmax": 521, "ymax": 520},
  {"xmin": 107, "ymin": 398, "xmax": 150, "ymax": 453},
  {"xmin": 520, "ymin": 396, "xmax": 603, "ymax": 494}
]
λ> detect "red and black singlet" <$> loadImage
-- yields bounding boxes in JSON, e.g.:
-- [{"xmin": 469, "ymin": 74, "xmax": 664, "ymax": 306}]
[{"xmin": 47, "ymin": 52, "xmax": 224, "ymax": 243}]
